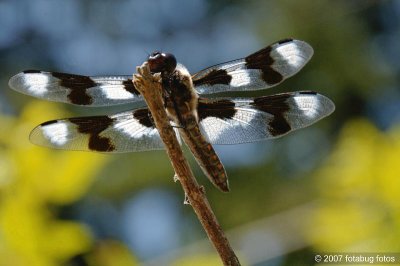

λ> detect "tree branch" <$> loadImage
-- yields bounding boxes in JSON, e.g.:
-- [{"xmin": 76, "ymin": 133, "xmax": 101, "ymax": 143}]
[{"xmin": 133, "ymin": 63, "xmax": 241, "ymax": 266}]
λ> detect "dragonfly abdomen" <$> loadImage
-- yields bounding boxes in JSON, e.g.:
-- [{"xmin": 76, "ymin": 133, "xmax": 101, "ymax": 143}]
[{"xmin": 180, "ymin": 122, "xmax": 229, "ymax": 192}]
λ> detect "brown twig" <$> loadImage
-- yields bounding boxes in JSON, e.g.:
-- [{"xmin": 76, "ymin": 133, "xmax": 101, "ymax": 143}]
[{"xmin": 133, "ymin": 63, "xmax": 241, "ymax": 266}]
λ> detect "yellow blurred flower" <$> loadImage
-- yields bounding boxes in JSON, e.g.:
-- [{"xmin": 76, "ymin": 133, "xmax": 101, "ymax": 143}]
[
  {"xmin": 0, "ymin": 101, "xmax": 108, "ymax": 266},
  {"xmin": 308, "ymin": 119, "xmax": 400, "ymax": 251},
  {"xmin": 172, "ymin": 253, "xmax": 223, "ymax": 266},
  {"xmin": 86, "ymin": 240, "xmax": 138, "ymax": 266}
]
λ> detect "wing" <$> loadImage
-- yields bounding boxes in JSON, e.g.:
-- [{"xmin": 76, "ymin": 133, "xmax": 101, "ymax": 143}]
[
  {"xmin": 29, "ymin": 108, "xmax": 180, "ymax": 153},
  {"xmin": 192, "ymin": 39, "xmax": 313, "ymax": 95},
  {"xmin": 198, "ymin": 91, "xmax": 335, "ymax": 145},
  {"xmin": 9, "ymin": 70, "xmax": 143, "ymax": 106}
]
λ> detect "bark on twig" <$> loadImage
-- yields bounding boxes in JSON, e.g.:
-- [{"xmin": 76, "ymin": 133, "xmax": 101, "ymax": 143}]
[{"xmin": 133, "ymin": 63, "xmax": 241, "ymax": 266}]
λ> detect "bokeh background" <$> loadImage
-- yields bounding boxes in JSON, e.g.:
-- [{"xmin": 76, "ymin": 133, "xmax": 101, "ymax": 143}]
[{"xmin": 1, "ymin": 0, "xmax": 400, "ymax": 265}]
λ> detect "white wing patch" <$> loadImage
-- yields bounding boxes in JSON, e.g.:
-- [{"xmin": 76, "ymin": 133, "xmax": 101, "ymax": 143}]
[
  {"xmin": 113, "ymin": 113, "xmax": 159, "ymax": 139},
  {"xmin": 201, "ymin": 107, "xmax": 259, "ymax": 144},
  {"xmin": 228, "ymin": 69, "xmax": 252, "ymax": 87},
  {"xmin": 293, "ymin": 95, "xmax": 321, "ymax": 120},
  {"xmin": 99, "ymin": 85, "xmax": 136, "ymax": 100},
  {"xmin": 271, "ymin": 40, "xmax": 314, "ymax": 77},
  {"xmin": 10, "ymin": 72, "xmax": 50, "ymax": 96},
  {"xmin": 41, "ymin": 122, "xmax": 69, "ymax": 146}
]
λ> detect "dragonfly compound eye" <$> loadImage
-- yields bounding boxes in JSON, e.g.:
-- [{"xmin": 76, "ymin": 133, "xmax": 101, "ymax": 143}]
[{"xmin": 148, "ymin": 52, "xmax": 177, "ymax": 74}]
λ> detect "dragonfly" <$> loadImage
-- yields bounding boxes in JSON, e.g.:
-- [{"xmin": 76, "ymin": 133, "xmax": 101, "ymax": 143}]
[{"xmin": 9, "ymin": 39, "xmax": 335, "ymax": 192}]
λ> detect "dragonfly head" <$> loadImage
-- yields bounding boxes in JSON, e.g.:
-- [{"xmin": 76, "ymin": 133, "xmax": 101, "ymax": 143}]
[{"xmin": 148, "ymin": 51, "xmax": 177, "ymax": 75}]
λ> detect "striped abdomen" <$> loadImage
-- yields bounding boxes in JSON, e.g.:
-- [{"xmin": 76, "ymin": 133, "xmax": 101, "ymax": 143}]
[{"xmin": 180, "ymin": 122, "xmax": 229, "ymax": 192}]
